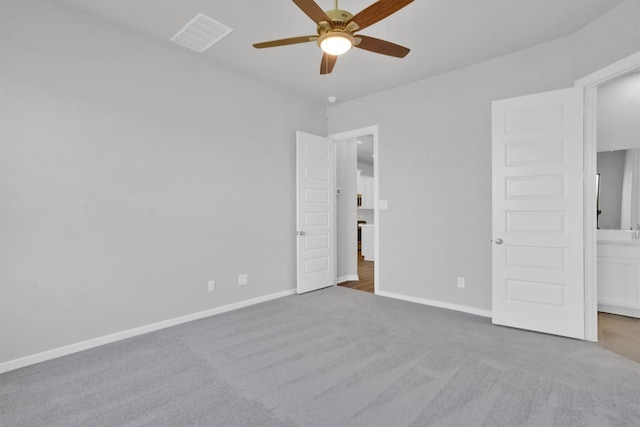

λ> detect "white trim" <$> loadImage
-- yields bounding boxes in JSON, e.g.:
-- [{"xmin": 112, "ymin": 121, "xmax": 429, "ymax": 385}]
[
  {"xmin": 582, "ymin": 84, "xmax": 599, "ymax": 343},
  {"xmin": 328, "ymin": 125, "xmax": 380, "ymax": 294},
  {"xmin": 598, "ymin": 304, "xmax": 640, "ymax": 319},
  {"xmin": 575, "ymin": 51, "xmax": 640, "ymax": 87},
  {"xmin": 0, "ymin": 289, "xmax": 295, "ymax": 374},
  {"xmin": 337, "ymin": 275, "xmax": 359, "ymax": 284},
  {"xmin": 377, "ymin": 290, "xmax": 492, "ymax": 318},
  {"xmin": 333, "ymin": 138, "xmax": 339, "ymax": 287},
  {"xmin": 328, "ymin": 125, "xmax": 379, "ymax": 142},
  {"xmin": 373, "ymin": 131, "xmax": 380, "ymax": 295},
  {"xmin": 575, "ymin": 51, "xmax": 640, "ymax": 342}
]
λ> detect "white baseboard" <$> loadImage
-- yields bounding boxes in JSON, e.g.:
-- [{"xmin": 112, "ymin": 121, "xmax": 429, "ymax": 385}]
[
  {"xmin": 0, "ymin": 289, "xmax": 296, "ymax": 374},
  {"xmin": 337, "ymin": 275, "xmax": 359, "ymax": 284},
  {"xmin": 377, "ymin": 291, "xmax": 492, "ymax": 318},
  {"xmin": 598, "ymin": 303, "xmax": 640, "ymax": 319}
]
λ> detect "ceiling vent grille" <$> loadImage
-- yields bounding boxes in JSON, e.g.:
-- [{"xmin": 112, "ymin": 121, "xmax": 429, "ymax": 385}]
[{"xmin": 170, "ymin": 13, "xmax": 233, "ymax": 53}]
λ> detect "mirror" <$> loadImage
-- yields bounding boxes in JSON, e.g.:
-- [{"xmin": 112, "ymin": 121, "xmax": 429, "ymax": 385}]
[{"xmin": 597, "ymin": 149, "xmax": 640, "ymax": 230}]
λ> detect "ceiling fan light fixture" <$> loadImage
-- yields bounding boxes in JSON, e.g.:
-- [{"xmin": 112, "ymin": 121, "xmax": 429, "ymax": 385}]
[{"xmin": 318, "ymin": 32, "xmax": 354, "ymax": 56}]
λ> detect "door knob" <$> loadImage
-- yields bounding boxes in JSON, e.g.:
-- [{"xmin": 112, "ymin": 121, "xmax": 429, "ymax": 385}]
[
  {"xmin": 297, "ymin": 231, "xmax": 306, "ymax": 236},
  {"xmin": 495, "ymin": 238, "xmax": 503, "ymax": 245}
]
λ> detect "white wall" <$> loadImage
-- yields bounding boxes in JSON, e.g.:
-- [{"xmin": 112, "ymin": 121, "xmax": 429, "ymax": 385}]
[
  {"xmin": 0, "ymin": 0, "xmax": 325, "ymax": 363},
  {"xmin": 327, "ymin": 0, "xmax": 640, "ymax": 312}
]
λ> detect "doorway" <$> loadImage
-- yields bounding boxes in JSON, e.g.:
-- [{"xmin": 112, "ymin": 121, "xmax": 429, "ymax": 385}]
[
  {"xmin": 590, "ymin": 68, "xmax": 640, "ymax": 362},
  {"xmin": 577, "ymin": 51, "xmax": 640, "ymax": 343},
  {"xmin": 331, "ymin": 126, "xmax": 379, "ymax": 294},
  {"xmin": 341, "ymin": 135, "xmax": 375, "ymax": 293}
]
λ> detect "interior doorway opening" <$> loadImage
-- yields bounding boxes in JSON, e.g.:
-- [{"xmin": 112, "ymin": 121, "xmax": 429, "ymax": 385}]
[
  {"xmin": 589, "ymin": 66, "xmax": 640, "ymax": 363},
  {"xmin": 332, "ymin": 126, "xmax": 379, "ymax": 294},
  {"xmin": 577, "ymin": 51, "xmax": 640, "ymax": 343}
]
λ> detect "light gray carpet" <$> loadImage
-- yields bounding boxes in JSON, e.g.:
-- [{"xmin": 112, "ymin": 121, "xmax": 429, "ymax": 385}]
[{"xmin": 2, "ymin": 286, "xmax": 640, "ymax": 426}]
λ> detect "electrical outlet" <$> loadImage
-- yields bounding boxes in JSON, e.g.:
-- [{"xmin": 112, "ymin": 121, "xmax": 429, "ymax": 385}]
[
  {"xmin": 457, "ymin": 277, "xmax": 465, "ymax": 288},
  {"xmin": 238, "ymin": 274, "xmax": 248, "ymax": 286},
  {"xmin": 208, "ymin": 280, "xmax": 215, "ymax": 292}
]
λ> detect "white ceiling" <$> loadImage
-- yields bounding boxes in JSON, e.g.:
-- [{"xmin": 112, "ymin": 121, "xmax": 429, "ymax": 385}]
[{"xmin": 57, "ymin": 0, "xmax": 624, "ymax": 105}]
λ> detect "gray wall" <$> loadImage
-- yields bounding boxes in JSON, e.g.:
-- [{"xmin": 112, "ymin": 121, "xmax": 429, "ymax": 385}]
[
  {"xmin": 0, "ymin": 0, "xmax": 325, "ymax": 363},
  {"xmin": 327, "ymin": 0, "xmax": 640, "ymax": 312}
]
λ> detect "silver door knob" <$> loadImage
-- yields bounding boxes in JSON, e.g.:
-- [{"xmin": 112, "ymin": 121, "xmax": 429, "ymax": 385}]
[
  {"xmin": 297, "ymin": 231, "xmax": 306, "ymax": 236},
  {"xmin": 495, "ymin": 238, "xmax": 503, "ymax": 245}
]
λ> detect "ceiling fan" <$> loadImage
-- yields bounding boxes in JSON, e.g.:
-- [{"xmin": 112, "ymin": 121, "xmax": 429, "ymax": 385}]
[{"xmin": 253, "ymin": 0, "xmax": 414, "ymax": 75}]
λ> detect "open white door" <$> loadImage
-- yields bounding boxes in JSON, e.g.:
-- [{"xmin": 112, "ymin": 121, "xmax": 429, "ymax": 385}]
[
  {"xmin": 492, "ymin": 87, "xmax": 585, "ymax": 339},
  {"xmin": 296, "ymin": 131, "xmax": 335, "ymax": 294}
]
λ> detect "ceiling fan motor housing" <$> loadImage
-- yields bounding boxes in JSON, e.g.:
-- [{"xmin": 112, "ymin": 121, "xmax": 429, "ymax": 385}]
[{"xmin": 317, "ymin": 9, "xmax": 356, "ymax": 34}]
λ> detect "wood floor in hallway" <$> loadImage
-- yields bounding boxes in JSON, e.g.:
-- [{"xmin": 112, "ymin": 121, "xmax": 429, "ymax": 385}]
[{"xmin": 338, "ymin": 250, "xmax": 373, "ymax": 293}]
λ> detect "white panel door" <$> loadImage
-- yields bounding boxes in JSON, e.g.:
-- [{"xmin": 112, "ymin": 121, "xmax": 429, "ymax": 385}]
[
  {"xmin": 296, "ymin": 131, "xmax": 335, "ymax": 294},
  {"xmin": 492, "ymin": 87, "xmax": 584, "ymax": 339}
]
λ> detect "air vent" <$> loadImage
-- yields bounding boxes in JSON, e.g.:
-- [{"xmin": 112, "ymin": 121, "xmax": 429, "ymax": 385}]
[{"xmin": 170, "ymin": 13, "xmax": 233, "ymax": 53}]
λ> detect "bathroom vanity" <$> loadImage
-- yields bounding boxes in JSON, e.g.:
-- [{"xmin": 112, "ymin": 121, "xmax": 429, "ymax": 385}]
[{"xmin": 597, "ymin": 230, "xmax": 640, "ymax": 318}]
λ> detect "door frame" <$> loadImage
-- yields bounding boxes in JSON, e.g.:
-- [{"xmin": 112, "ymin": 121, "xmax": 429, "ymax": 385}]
[
  {"xmin": 329, "ymin": 125, "xmax": 380, "ymax": 294},
  {"xmin": 576, "ymin": 51, "xmax": 640, "ymax": 342}
]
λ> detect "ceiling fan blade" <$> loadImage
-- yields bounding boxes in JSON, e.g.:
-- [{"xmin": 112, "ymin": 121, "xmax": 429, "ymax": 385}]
[
  {"xmin": 320, "ymin": 52, "xmax": 337, "ymax": 75},
  {"xmin": 348, "ymin": 0, "xmax": 414, "ymax": 32},
  {"xmin": 292, "ymin": 0, "xmax": 333, "ymax": 26},
  {"xmin": 253, "ymin": 35, "xmax": 318, "ymax": 49},
  {"xmin": 355, "ymin": 35, "xmax": 410, "ymax": 58}
]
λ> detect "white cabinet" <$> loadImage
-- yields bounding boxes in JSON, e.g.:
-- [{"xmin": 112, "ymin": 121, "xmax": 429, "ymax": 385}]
[
  {"xmin": 597, "ymin": 239, "xmax": 640, "ymax": 318},
  {"xmin": 360, "ymin": 224, "xmax": 375, "ymax": 261},
  {"xmin": 357, "ymin": 172, "xmax": 374, "ymax": 209}
]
